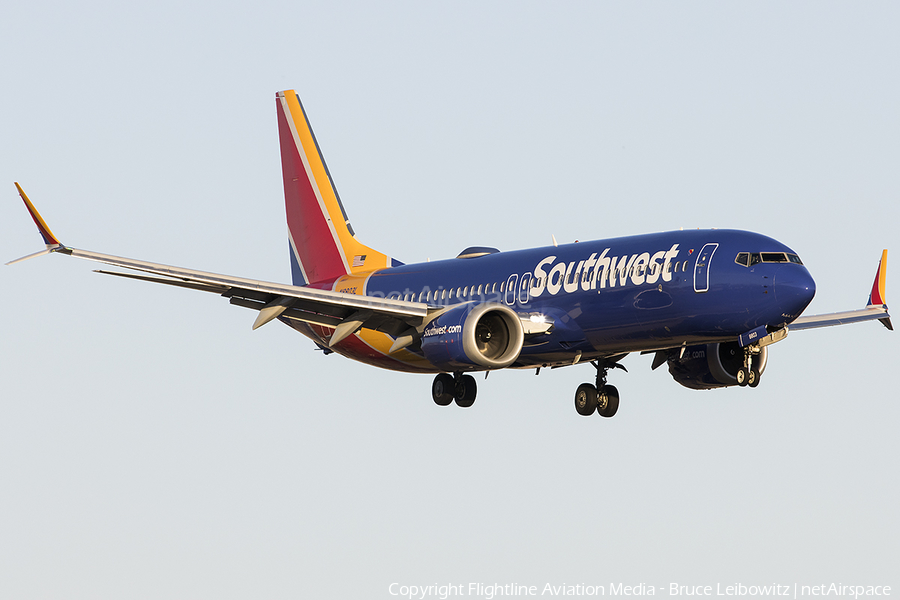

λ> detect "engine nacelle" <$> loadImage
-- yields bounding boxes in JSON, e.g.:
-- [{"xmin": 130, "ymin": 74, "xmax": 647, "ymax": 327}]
[
  {"xmin": 420, "ymin": 303, "xmax": 525, "ymax": 371},
  {"xmin": 667, "ymin": 342, "xmax": 768, "ymax": 390}
]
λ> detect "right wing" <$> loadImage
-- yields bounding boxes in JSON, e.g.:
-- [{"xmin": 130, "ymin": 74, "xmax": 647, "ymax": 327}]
[{"xmin": 8, "ymin": 183, "xmax": 431, "ymax": 346}]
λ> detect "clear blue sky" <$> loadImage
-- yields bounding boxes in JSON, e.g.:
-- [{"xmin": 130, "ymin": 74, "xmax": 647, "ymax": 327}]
[{"xmin": 2, "ymin": 2, "xmax": 898, "ymax": 598}]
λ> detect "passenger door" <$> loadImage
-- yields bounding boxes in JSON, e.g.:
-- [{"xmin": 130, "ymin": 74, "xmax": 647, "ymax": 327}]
[{"xmin": 693, "ymin": 243, "xmax": 718, "ymax": 293}]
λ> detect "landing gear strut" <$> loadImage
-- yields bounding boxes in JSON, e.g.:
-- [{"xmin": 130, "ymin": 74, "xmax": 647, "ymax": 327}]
[
  {"xmin": 574, "ymin": 360, "xmax": 623, "ymax": 418},
  {"xmin": 432, "ymin": 372, "xmax": 477, "ymax": 408},
  {"xmin": 736, "ymin": 346, "xmax": 762, "ymax": 388}
]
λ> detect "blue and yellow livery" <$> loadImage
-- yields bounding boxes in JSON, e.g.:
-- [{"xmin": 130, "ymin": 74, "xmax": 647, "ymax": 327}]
[{"xmin": 8, "ymin": 90, "xmax": 892, "ymax": 417}]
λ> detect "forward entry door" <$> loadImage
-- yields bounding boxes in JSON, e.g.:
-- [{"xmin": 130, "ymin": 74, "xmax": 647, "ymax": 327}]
[{"xmin": 693, "ymin": 243, "xmax": 719, "ymax": 293}]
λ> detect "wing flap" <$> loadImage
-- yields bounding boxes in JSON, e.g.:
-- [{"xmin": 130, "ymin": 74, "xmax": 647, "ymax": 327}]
[
  {"xmin": 95, "ymin": 270, "xmax": 231, "ymax": 294},
  {"xmin": 66, "ymin": 247, "xmax": 428, "ymax": 320}
]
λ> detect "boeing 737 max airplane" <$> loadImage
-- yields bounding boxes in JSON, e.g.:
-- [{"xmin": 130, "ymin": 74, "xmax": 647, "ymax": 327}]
[{"xmin": 9, "ymin": 90, "xmax": 892, "ymax": 417}]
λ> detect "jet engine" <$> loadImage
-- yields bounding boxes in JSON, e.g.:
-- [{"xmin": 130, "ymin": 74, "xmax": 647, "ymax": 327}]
[
  {"xmin": 420, "ymin": 303, "xmax": 525, "ymax": 371},
  {"xmin": 667, "ymin": 341, "xmax": 767, "ymax": 390}
]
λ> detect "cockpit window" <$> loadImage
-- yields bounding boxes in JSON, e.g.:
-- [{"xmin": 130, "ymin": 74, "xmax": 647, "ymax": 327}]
[{"xmin": 735, "ymin": 251, "xmax": 804, "ymax": 267}]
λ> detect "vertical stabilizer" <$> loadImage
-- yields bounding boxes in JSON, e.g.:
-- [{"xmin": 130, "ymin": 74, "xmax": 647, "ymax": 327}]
[{"xmin": 276, "ymin": 90, "xmax": 399, "ymax": 286}]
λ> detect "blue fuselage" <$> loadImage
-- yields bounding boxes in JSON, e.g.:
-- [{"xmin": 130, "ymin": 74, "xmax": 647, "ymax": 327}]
[{"xmin": 357, "ymin": 229, "xmax": 815, "ymax": 369}]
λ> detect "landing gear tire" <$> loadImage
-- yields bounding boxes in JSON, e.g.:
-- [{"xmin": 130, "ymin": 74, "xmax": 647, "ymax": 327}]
[
  {"xmin": 454, "ymin": 374, "xmax": 477, "ymax": 408},
  {"xmin": 597, "ymin": 385, "xmax": 619, "ymax": 418},
  {"xmin": 574, "ymin": 358, "xmax": 626, "ymax": 418},
  {"xmin": 736, "ymin": 368, "xmax": 749, "ymax": 387},
  {"xmin": 575, "ymin": 383, "xmax": 598, "ymax": 416},
  {"xmin": 748, "ymin": 368, "xmax": 760, "ymax": 388},
  {"xmin": 432, "ymin": 373, "xmax": 454, "ymax": 406}
]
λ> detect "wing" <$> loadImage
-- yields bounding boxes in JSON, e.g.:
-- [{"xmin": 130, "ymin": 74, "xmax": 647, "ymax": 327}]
[
  {"xmin": 790, "ymin": 249, "xmax": 892, "ymax": 332},
  {"xmin": 8, "ymin": 184, "xmax": 431, "ymax": 346}
]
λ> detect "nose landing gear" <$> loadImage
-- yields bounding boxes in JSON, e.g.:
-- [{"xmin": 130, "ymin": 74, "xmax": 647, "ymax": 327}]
[
  {"xmin": 573, "ymin": 359, "xmax": 624, "ymax": 417},
  {"xmin": 736, "ymin": 347, "xmax": 762, "ymax": 388}
]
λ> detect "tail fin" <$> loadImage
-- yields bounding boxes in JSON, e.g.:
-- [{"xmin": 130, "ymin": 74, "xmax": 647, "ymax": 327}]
[{"xmin": 276, "ymin": 90, "xmax": 400, "ymax": 286}]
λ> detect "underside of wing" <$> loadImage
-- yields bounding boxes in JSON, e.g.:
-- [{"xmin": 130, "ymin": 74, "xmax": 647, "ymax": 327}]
[
  {"xmin": 80, "ymin": 247, "xmax": 431, "ymax": 343},
  {"xmin": 790, "ymin": 305, "xmax": 891, "ymax": 331}
]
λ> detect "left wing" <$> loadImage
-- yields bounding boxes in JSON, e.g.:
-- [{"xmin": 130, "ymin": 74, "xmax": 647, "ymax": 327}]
[
  {"xmin": 8, "ymin": 183, "xmax": 432, "ymax": 346},
  {"xmin": 790, "ymin": 249, "xmax": 892, "ymax": 332}
]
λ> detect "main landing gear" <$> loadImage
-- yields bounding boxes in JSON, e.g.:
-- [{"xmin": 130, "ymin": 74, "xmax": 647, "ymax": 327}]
[
  {"xmin": 736, "ymin": 347, "xmax": 761, "ymax": 388},
  {"xmin": 574, "ymin": 360, "xmax": 624, "ymax": 417},
  {"xmin": 432, "ymin": 372, "xmax": 477, "ymax": 408}
]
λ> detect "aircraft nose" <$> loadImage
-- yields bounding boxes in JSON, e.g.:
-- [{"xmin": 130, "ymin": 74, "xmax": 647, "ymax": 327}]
[{"xmin": 774, "ymin": 266, "xmax": 816, "ymax": 318}]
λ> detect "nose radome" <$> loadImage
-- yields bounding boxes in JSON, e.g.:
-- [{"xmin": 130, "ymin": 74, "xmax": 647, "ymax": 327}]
[{"xmin": 774, "ymin": 266, "xmax": 816, "ymax": 316}]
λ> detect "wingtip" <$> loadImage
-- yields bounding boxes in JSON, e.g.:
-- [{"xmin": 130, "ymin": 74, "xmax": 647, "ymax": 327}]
[
  {"xmin": 15, "ymin": 182, "xmax": 62, "ymax": 247},
  {"xmin": 867, "ymin": 249, "xmax": 888, "ymax": 307}
]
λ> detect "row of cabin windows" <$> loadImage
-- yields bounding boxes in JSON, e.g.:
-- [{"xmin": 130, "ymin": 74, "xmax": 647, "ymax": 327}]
[
  {"xmin": 735, "ymin": 252, "xmax": 803, "ymax": 267},
  {"xmin": 389, "ymin": 260, "xmax": 697, "ymax": 304},
  {"xmin": 392, "ymin": 254, "xmax": 805, "ymax": 302},
  {"xmin": 394, "ymin": 282, "xmax": 505, "ymax": 303}
]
